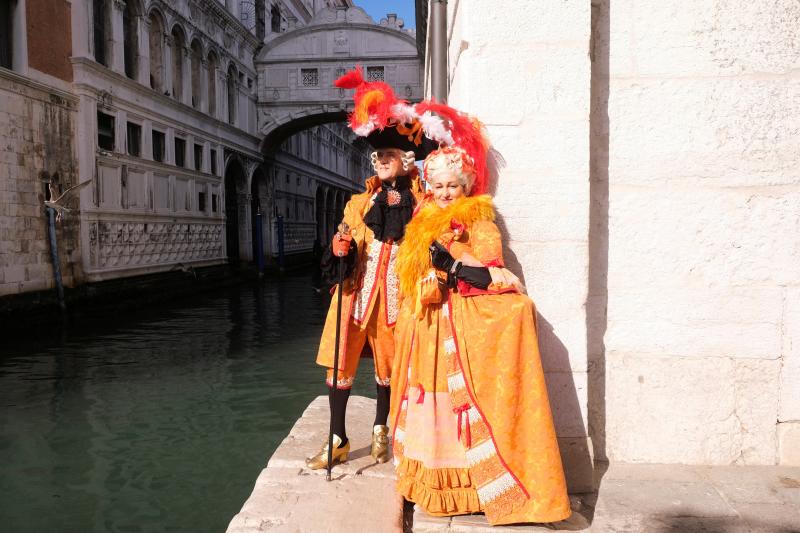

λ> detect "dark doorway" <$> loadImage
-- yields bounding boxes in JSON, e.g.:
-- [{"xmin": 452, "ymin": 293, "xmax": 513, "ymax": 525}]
[
  {"xmin": 225, "ymin": 158, "xmax": 245, "ymax": 262},
  {"xmin": 251, "ymin": 167, "xmax": 268, "ymax": 264},
  {"xmin": 315, "ymin": 186, "xmax": 325, "ymax": 242}
]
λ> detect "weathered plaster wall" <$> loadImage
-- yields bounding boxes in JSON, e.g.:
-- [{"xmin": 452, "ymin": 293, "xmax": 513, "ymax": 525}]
[
  {"xmin": 0, "ymin": 70, "xmax": 81, "ymax": 297},
  {"xmin": 442, "ymin": 0, "xmax": 595, "ymax": 491},
  {"xmin": 600, "ymin": 0, "xmax": 800, "ymax": 465}
]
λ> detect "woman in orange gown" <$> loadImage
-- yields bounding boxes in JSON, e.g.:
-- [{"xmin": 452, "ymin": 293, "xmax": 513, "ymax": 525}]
[{"xmin": 389, "ymin": 144, "xmax": 571, "ymax": 525}]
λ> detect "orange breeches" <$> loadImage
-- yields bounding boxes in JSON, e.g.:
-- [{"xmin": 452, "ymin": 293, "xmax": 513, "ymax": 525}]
[{"xmin": 325, "ymin": 291, "xmax": 395, "ymax": 389}]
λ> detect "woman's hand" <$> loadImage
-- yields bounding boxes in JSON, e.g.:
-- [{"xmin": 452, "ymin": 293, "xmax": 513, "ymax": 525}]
[{"xmin": 489, "ymin": 267, "xmax": 527, "ymax": 294}]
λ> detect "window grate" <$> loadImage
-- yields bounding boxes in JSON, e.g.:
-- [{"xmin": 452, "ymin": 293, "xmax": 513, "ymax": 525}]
[
  {"xmin": 301, "ymin": 68, "xmax": 319, "ymax": 87},
  {"xmin": 366, "ymin": 66, "xmax": 384, "ymax": 82}
]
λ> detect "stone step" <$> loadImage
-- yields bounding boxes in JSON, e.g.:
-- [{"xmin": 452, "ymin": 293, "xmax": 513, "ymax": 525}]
[{"xmin": 228, "ymin": 396, "xmax": 800, "ymax": 532}]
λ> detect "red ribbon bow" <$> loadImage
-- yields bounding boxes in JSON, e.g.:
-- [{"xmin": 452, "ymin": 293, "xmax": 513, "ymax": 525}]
[{"xmin": 454, "ymin": 403, "xmax": 472, "ymax": 447}]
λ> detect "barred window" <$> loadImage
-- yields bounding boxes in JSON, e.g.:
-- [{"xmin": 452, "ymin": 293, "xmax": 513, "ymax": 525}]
[
  {"xmin": 301, "ymin": 68, "xmax": 319, "ymax": 87},
  {"xmin": 126, "ymin": 122, "xmax": 141, "ymax": 157},
  {"xmin": 152, "ymin": 130, "xmax": 166, "ymax": 163},
  {"xmin": 97, "ymin": 111, "xmax": 115, "ymax": 151},
  {"xmin": 366, "ymin": 66, "xmax": 384, "ymax": 82},
  {"xmin": 174, "ymin": 137, "xmax": 186, "ymax": 168},
  {"xmin": 335, "ymin": 67, "xmax": 346, "ymax": 78}
]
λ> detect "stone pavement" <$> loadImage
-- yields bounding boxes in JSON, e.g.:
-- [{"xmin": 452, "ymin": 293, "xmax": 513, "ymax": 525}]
[
  {"xmin": 228, "ymin": 396, "xmax": 800, "ymax": 533},
  {"xmin": 227, "ymin": 396, "xmax": 403, "ymax": 533}
]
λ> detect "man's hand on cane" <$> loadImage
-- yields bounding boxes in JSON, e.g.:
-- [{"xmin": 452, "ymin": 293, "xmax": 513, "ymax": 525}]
[{"xmin": 332, "ymin": 223, "xmax": 352, "ymax": 257}]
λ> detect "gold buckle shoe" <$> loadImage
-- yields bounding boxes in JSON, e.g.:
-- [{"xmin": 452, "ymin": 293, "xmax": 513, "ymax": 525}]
[
  {"xmin": 305, "ymin": 435, "xmax": 350, "ymax": 470},
  {"xmin": 371, "ymin": 425, "xmax": 391, "ymax": 463}
]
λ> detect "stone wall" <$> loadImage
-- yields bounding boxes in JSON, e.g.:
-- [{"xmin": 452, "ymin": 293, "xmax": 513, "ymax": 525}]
[
  {"xmin": 438, "ymin": 0, "xmax": 800, "ymax": 482},
  {"xmin": 598, "ymin": 0, "xmax": 800, "ymax": 465},
  {"xmin": 442, "ymin": 0, "xmax": 595, "ymax": 491},
  {"xmin": 0, "ymin": 70, "xmax": 80, "ymax": 297}
]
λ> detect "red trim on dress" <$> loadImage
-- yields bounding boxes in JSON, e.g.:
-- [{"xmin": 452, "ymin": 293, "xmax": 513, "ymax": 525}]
[
  {"xmin": 382, "ymin": 240, "xmax": 396, "ymax": 328},
  {"xmin": 457, "ymin": 280, "xmax": 518, "ymax": 297},
  {"xmin": 445, "ymin": 297, "xmax": 531, "ymax": 499}
]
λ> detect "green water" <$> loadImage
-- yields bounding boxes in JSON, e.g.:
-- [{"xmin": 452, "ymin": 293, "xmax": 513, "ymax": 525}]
[{"xmin": 0, "ymin": 277, "xmax": 376, "ymax": 532}]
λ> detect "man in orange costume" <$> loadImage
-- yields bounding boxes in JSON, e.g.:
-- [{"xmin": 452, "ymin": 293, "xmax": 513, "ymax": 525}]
[{"xmin": 305, "ymin": 68, "xmax": 435, "ymax": 469}]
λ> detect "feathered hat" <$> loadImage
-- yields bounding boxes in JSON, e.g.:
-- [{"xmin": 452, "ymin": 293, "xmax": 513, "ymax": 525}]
[{"xmin": 334, "ymin": 67, "xmax": 491, "ymax": 193}]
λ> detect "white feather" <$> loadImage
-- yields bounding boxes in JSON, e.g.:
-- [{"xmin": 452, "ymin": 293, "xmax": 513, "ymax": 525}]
[{"xmin": 419, "ymin": 111, "xmax": 454, "ymax": 146}]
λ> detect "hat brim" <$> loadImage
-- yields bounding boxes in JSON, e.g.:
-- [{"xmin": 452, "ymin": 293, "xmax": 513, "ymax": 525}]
[{"xmin": 366, "ymin": 126, "xmax": 439, "ymax": 161}]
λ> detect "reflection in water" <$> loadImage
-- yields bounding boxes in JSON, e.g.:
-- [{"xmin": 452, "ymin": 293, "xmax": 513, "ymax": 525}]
[{"xmin": 0, "ymin": 276, "xmax": 375, "ymax": 533}]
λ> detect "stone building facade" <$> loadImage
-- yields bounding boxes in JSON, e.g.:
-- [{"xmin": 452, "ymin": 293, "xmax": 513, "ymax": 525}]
[
  {"xmin": 418, "ymin": 0, "xmax": 800, "ymax": 490},
  {"xmin": 0, "ymin": 0, "xmax": 81, "ymax": 299},
  {"xmin": 0, "ymin": 0, "xmax": 402, "ymax": 299}
]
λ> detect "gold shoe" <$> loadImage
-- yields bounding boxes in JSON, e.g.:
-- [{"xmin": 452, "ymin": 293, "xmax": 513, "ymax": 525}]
[
  {"xmin": 305, "ymin": 435, "xmax": 350, "ymax": 470},
  {"xmin": 371, "ymin": 425, "xmax": 391, "ymax": 463}
]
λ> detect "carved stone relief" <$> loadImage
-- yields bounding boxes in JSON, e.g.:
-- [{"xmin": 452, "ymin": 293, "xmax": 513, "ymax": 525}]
[{"xmin": 89, "ymin": 220, "xmax": 225, "ymax": 269}]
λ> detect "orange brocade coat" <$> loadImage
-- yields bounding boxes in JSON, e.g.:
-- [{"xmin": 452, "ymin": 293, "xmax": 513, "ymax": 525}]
[
  {"xmin": 389, "ymin": 195, "xmax": 571, "ymax": 525},
  {"xmin": 316, "ymin": 175, "xmax": 425, "ymax": 379}
]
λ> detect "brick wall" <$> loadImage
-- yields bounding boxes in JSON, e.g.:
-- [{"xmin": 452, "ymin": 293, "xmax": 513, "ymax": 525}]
[{"xmin": 26, "ymin": 0, "xmax": 73, "ymax": 82}]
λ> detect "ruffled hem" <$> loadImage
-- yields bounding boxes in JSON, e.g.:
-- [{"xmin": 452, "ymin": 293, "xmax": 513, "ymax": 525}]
[{"xmin": 396, "ymin": 456, "xmax": 483, "ymax": 516}]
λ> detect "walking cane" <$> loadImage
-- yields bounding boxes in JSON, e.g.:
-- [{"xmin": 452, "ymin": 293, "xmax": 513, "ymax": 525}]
[{"xmin": 327, "ymin": 223, "xmax": 350, "ymax": 482}]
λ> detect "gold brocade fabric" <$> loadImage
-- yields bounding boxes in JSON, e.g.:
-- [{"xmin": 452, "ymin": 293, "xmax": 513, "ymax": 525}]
[{"xmin": 390, "ymin": 196, "xmax": 571, "ymax": 525}]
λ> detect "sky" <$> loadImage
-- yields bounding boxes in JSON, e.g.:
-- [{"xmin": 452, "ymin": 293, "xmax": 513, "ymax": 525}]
[{"xmin": 353, "ymin": 0, "xmax": 416, "ymax": 30}]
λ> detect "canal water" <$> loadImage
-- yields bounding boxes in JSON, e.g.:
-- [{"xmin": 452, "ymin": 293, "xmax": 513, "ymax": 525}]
[{"xmin": 0, "ymin": 276, "xmax": 376, "ymax": 533}]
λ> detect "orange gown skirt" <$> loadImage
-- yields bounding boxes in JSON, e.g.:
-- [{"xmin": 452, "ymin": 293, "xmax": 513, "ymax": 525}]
[{"xmin": 389, "ymin": 290, "xmax": 571, "ymax": 525}]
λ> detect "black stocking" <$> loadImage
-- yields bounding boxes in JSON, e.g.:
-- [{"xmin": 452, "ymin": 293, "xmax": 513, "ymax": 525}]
[
  {"xmin": 328, "ymin": 385, "xmax": 351, "ymax": 447},
  {"xmin": 374, "ymin": 383, "xmax": 391, "ymax": 427}
]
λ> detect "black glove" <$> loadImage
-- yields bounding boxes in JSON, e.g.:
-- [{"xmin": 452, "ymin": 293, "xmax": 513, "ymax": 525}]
[
  {"xmin": 429, "ymin": 241, "xmax": 492, "ymax": 290},
  {"xmin": 429, "ymin": 241, "xmax": 456, "ymax": 272},
  {"xmin": 455, "ymin": 265, "xmax": 492, "ymax": 290}
]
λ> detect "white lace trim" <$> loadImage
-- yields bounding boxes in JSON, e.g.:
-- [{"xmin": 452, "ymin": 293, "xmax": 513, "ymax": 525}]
[
  {"xmin": 477, "ymin": 472, "xmax": 516, "ymax": 503},
  {"xmin": 447, "ymin": 372, "xmax": 466, "ymax": 392},
  {"xmin": 466, "ymin": 439, "xmax": 497, "ymax": 467}
]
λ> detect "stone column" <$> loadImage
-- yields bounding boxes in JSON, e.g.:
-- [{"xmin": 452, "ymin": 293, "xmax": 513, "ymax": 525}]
[
  {"xmin": 110, "ymin": 0, "xmax": 126, "ymax": 74},
  {"xmin": 137, "ymin": 15, "xmax": 150, "ymax": 85},
  {"xmin": 181, "ymin": 46, "xmax": 192, "ymax": 105},
  {"xmin": 221, "ymin": 71, "xmax": 229, "ymax": 124},
  {"xmin": 240, "ymin": 193, "xmax": 253, "ymax": 261},
  {"xmin": 442, "ymin": 1, "xmax": 594, "ymax": 492},
  {"xmin": 200, "ymin": 59, "xmax": 209, "ymax": 113},
  {"xmin": 163, "ymin": 34, "xmax": 174, "ymax": 97},
  {"xmin": 215, "ymin": 69, "xmax": 226, "ymax": 120}
]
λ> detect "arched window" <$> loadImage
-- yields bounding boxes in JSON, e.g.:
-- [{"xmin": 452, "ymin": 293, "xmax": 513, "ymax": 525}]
[
  {"xmin": 190, "ymin": 39, "xmax": 203, "ymax": 109},
  {"xmin": 255, "ymin": 0, "xmax": 266, "ymax": 41},
  {"xmin": 92, "ymin": 0, "xmax": 110, "ymax": 66},
  {"xmin": 122, "ymin": 1, "xmax": 141, "ymax": 79},
  {"xmin": 170, "ymin": 25, "xmax": 186, "ymax": 100},
  {"xmin": 147, "ymin": 10, "xmax": 165, "ymax": 91},
  {"xmin": 207, "ymin": 51, "xmax": 218, "ymax": 117},
  {"xmin": 227, "ymin": 64, "xmax": 237, "ymax": 125}
]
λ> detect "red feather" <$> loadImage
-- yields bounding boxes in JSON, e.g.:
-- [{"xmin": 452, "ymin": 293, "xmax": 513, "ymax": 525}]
[
  {"xmin": 334, "ymin": 66, "xmax": 365, "ymax": 89},
  {"xmin": 415, "ymin": 100, "xmax": 489, "ymax": 195}
]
